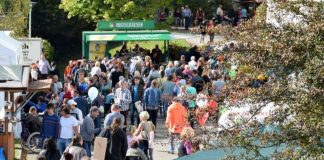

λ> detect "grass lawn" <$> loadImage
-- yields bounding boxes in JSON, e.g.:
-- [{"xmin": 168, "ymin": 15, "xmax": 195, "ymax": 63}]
[{"xmin": 108, "ymin": 39, "xmax": 190, "ymax": 56}]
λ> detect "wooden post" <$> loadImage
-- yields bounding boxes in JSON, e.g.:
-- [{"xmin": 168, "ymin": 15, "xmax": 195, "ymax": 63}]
[{"xmin": 0, "ymin": 91, "xmax": 15, "ymax": 160}]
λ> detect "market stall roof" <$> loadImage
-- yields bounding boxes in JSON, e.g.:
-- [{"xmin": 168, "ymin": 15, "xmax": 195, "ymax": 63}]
[
  {"xmin": 0, "ymin": 65, "xmax": 30, "ymax": 91},
  {"xmin": 0, "ymin": 65, "xmax": 52, "ymax": 92},
  {"xmin": 83, "ymin": 30, "xmax": 171, "ymax": 42}
]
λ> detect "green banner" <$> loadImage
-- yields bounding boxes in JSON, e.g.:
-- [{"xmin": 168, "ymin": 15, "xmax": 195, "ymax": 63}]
[
  {"xmin": 98, "ymin": 20, "xmax": 155, "ymax": 30},
  {"xmin": 87, "ymin": 33, "xmax": 170, "ymax": 41}
]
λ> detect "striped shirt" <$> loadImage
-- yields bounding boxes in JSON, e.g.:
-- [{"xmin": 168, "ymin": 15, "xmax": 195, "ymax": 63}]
[{"xmin": 115, "ymin": 88, "xmax": 132, "ymax": 111}]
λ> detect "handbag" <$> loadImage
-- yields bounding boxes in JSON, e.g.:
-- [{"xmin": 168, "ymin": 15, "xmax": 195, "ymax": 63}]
[{"xmin": 134, "ymin": 101, "xmax": 143, "ymax": 113}]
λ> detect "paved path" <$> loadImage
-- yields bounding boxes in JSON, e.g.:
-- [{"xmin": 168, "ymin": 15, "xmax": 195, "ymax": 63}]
[{"xmin": 16, "ymin": 117, "xmax": 178, "ymax": 160}]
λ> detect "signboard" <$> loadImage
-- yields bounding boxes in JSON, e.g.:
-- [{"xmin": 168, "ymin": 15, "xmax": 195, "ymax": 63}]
[
  {"xmin": 18, "ymin": 38, "xmax": 42, "ymax": 65},
  {"xmin": 87, "ymin": 34, "xmax": 170, "ymax": 41},
  {"xmin": 89, "ymin": 42, "xmax": 106, "ymax": 61},
  {"xmin": 97, "ymin": 20, "xmax": 155, "ymax": 30}
]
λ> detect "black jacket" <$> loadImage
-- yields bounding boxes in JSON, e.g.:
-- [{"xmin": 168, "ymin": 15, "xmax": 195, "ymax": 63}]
[{"xmin": 100, "ymin": 127, "xmax": 128, "ymax": 160}]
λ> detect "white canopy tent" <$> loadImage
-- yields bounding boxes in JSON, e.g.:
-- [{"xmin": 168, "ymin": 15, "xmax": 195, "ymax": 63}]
[
  {"xmin": 0, "ymin": 31, "xmax": 22, "ymax": 137},
  {"xmin": 0, "ymin": 31, "xmax": 21, "ymax": 65}
]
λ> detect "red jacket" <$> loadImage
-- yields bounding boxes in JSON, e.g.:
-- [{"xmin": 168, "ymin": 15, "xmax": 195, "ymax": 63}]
[{"xmin": 166, "ymin": 102, "xmax": 188, "ymax": 134}]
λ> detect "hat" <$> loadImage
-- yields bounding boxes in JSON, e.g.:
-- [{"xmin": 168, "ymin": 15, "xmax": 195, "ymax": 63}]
[{"xmin": 67, "ymin": 99, "xmax": 77, "ymax": 106}]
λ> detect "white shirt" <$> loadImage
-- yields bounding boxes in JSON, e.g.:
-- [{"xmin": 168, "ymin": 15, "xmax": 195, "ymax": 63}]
[
  {"xmin": 38, "ymin": 59, "xmax": 52, "ymax": 74},
  {"xmin": 52, "ymin": 82, "xmax": 63, "ymax": 94},
  {"xmin": 60, "ymin": 116, "xmax": 78, "ymax": 139},
  {"xmin": 217, "ymin": 7, "xmax": 224, "ymax": 16},
  {"xmin": 70, "ymin": 108, "xmax": 83, "ymax": 125},
  {"xmin": 188, "ymin": 61, "xmax": 197, "ymax": 70},
  {"xmin": 90, "ymin": 67, "xmax": 101, "ymax": 76}
]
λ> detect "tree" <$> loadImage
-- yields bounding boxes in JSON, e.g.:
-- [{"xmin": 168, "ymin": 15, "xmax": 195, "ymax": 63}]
[
  {"xmin": 59, "ymin": 0, "xmax": 172, "ymax": 22},
  {"xmin": 32, "ymin": 0, "xmax": 94, "ymax": 63},
  {"xmin": 191, "ymin": 0, "xmax": 323, "ymax": 159},
  {"xmin": 0, "ymin": 0, "xmax": 29, "ymax": 37}
]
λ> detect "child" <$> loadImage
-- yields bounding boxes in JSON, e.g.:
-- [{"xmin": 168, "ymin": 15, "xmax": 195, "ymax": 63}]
[
  {"xmin": 178, "ymin": 127, "xmax": 195, "ymax": 157},
  {"xmin": 147, "ymin": 121, "xmax": 155, "ymax": 160},
  {"xmin": 127, "ymin": 125, "xmax": 138, "ymax": 149}
]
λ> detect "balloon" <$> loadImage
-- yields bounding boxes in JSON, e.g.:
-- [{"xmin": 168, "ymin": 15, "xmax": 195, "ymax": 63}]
[{"xmin": 88, "ymin": 87, "xmax": 99, "ymax": 101}]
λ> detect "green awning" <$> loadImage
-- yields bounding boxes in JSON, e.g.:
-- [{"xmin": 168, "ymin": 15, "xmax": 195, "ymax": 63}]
[{"xmin": 84, "ymin": 30, "xmax": 171, "ymax": 42}]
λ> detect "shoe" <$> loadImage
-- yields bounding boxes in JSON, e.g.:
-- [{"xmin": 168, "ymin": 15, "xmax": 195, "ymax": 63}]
[{"xmin": 168, "ymin": 151, "xmax": 174, "ymax": 154}]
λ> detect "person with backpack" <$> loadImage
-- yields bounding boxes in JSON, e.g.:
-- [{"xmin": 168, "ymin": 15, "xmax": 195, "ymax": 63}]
[{"xmin": 99, "ymin": 118, "xmax": 128, "ymax": 160}]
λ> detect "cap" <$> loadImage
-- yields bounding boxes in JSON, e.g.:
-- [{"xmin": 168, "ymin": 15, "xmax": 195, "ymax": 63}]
[{"xmin": 67, "ymin": 99, "xmax": 77, "ymax": 106}]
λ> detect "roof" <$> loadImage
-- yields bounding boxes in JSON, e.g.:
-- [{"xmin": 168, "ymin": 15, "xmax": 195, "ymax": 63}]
[{"xmin": 0, "ymin": 65, "xmax": 29, "ymax": 91}]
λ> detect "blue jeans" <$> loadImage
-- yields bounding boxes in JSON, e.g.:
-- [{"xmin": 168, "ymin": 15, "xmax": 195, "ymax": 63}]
[
  {"xmin": 57, "ymin": 138, "xmax": 71, "ymax": 155},
  {"xmin": 83, "ymin": 141, "xmax": 92, "ymax": 157},
  {"xmin": 130, "ymin": 102, "xmax": 140, "ymax": 125},
  {"xmin": 169, "ymin": 133, "xmax": 179, "ymax": 153}
]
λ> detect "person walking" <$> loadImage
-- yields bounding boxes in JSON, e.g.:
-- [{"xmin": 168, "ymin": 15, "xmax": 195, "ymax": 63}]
[
  {"xmin": 130, "ymin": 76, "xmax": 144, "ymax": 126},
  {"xmin": 57, "ymin": 107, "xmax": 79, "ymax": 155},
  {"xmin": 80, "ymin": 106, "xmax": 100, "ymax": 157},
  {"xmin": 143, "ymin": 80, "xmax": 162, "ymax": 127},
  {"xmin": 60, "ymin": 135, "xmax": 87, "ymax": 160},
  {"xmin": 103, "ymin": 104, "xmax": 125, "ymax": 128},
  {"xmin": 99, "ymin": 118, "xmax": 128, "ymax": 160},
  {"xmin": 41, "ymin": 103, "xmax": 60, "ymax": 140},
  {"xmin": 133, "ymin": 111, "xmax": 152, "ymax": 156},
  {"xmin": 115, "ymin": 80, "xmax": 132, "ymax": 126},
  {"xmin": 208, "ymin": 20, "xmax": 216, "ymax": 42},
  {"xmin": 165, "ymin": 97, "xmax": 188, "ymax": 154}
]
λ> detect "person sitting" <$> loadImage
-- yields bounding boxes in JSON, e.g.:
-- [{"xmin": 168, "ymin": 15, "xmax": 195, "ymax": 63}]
[{"xmin": 126, "ymin": 140, "xmax": 148, "ymax": 160}]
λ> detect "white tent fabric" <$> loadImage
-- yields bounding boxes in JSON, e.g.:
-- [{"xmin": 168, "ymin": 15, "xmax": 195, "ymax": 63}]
[
  {"xmin": 0, "ymin": 31, "xmax": 22, "ymax": 138},
  {"xmin": 0, "ymin": 31, "xmax": 21, "ymax": 65}
]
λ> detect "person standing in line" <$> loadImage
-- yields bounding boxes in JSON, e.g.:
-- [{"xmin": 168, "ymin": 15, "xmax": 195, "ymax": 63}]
[
  {"xmin": 57, "ymin": 107, "xmax": 79, "ymax": 155},
  {"xmin": 183, "ymin": 5, "xmax": 192, "ymax": 30},
  {"xmin": 38, "ymin": 53, "xmax": 53, "ymax": 79},
  {"xmin": 80, "ymin": 106, "xmax": 100, "ymax": 158},
  {"xmin": 115, "ymin": 80, "xmax": 132, "ymax": 126}
]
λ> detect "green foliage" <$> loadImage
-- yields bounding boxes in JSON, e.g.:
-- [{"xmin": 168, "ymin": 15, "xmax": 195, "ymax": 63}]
[
  {"xmin": 42, "ymin": 39, "xmax": 54, "ymax": 62},
  {"xmin": 59, "ymin": 0, "xmax": 172, "ymax": 22},
  {"xmin": 0, "ymin": 0, "xmax": 29, "ymax": 37},
  {"xmin": 214, "ymin": 1, "xmax": 324, "ymax": 159}
]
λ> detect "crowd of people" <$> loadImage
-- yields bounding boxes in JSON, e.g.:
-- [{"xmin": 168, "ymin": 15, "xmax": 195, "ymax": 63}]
[{"xmin": 21, "ymin": 4, "xmax": 264, "ymax": 160}]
